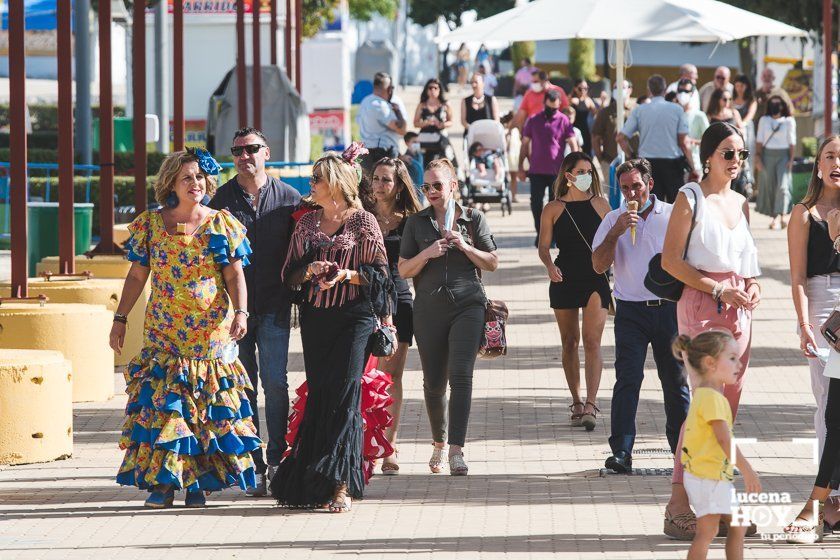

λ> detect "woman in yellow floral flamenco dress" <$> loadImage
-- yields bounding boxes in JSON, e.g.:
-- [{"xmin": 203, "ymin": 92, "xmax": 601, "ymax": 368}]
[{"xmin": 109, "ymin": 149, "xmax": 259, "ymax": 508}]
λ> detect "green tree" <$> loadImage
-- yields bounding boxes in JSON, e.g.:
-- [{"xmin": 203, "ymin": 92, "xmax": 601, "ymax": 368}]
[
  {"xmin": 720, "ymin": 0, "xmax": 837, "ymax": 36},
  {"xmin": 409, "ymin": 0, "xmax": 515, "ymax": 28},
  {"xmin": 568, "ymin": 38, "xmax": 596, "ymax": 80},
  {"xmin": 510, "ymin": 41, "xmax": 535, "ymax": 67}
]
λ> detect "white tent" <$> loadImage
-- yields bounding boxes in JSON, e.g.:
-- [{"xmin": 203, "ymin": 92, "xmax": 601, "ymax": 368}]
[{"xmin": 438, "ymin": 0, "xmax": 807, "ymax": 129}]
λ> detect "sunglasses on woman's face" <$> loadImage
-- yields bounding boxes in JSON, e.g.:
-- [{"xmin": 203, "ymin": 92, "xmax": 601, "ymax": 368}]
[
  {"xmin": 421, "ymin": 181, "xmax": 446, "ymax": 193},
  {"xmin": 718, "ymin": 149, "xmax": 750, "ymax": 161},
  {"xmin": 309, "ymin": 173, "xmax": 323, "ymax": 185},
  {"xmin": 230, "ymin": 144, "xmax": 266, "ymax": 157}
]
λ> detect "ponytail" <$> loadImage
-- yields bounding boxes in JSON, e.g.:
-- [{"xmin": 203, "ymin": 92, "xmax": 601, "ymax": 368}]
[{"xmin": 672, "ymin": 331, "xmax": 734, "ymax": 374}]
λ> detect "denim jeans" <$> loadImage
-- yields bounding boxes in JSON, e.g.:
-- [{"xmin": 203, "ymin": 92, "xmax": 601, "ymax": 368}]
[
  {"xmin": 608, "ymin": 300, "xmax": 690, "ymax": 456},
  {"xmin": 237, "ymin": 313, "xmax": 291, "ymax": 473}
]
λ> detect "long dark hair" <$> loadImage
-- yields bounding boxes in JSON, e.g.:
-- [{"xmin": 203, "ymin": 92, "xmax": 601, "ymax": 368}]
[
  {"xmin": 802, "ymin": 135, "xmax": 840, "ymax": 208},
  {"xmin": 360, "ymin": 157, "xmax": 422, "ymax": 216},
  {"xmin": 706, "ymin": 88, "xmax": 731, "ymax": 117},
  {"xmin": 699, "ymin": 121, "xmax": 744, "ymax": 178},
  {"xmin": 553, "ymin": 151, "xmax": 602, "ymax": 199},
  {"xmin": 733, "ymin": 74, "xmax": 754, "ymax": 104},
  {"xmin": 420, "ymin": 78, "xmax": 446, "ymax": 104},
  {"xmin": 765, "ymin": 94, "xmax": 792, "ymax": 117}
]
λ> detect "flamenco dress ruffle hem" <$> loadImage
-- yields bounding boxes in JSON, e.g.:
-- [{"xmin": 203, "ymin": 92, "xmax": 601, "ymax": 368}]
[{"xmin": 116, "ymin": 209, "xmax": 262, "ymax": 492}]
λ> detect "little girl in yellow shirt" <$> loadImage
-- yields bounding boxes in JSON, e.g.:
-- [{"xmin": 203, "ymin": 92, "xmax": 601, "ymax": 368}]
[{"xmin": 672, "ymin": 331, "xmax": 762, "ymax": 560}]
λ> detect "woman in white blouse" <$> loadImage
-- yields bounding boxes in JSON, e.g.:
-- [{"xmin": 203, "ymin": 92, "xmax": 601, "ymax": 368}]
[
  {"xmin": 755, "ymin": 94, "xmax": 797, "ymax": 229},
  {"xmin": 659, "ymin": 122, "xmax": 762, "ymax": 540}
]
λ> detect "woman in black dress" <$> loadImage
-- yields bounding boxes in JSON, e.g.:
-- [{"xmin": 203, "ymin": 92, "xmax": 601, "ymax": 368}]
[
  {"xmin": 362, "ymin": 157, "xmax": 423, "ymax": 475},
  {"xmin": 413, "ymin": 78, "xmax": 454, "ymax": 162},
  {"xmin": 271, "ymin": 145, "xmax": 393, "ymax": 512},
  {"xmin": 570, "ymin": 79, "xmax": 597, "ymax": 156},
  {"xmin": 460, "ymin": 72, "xmax": 500, "ymax": 132},
  {"xmin": 537, "ymin": 152, "xmax": 612, "ymax": 431}
]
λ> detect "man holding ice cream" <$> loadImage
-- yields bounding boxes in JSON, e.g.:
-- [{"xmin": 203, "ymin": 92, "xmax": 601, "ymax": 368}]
[{"xmin": 591, "ymin": 158, "xmax": 690, "ymax": 474}]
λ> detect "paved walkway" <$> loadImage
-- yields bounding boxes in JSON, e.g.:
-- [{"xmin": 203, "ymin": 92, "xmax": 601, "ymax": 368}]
[{"xmin": 2, "ymin": 194, "xmax": 840, "ymax": 559}]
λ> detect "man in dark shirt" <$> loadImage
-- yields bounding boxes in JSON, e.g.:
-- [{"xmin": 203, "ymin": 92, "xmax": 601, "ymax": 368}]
[{"xmin": 209, "ymin": 127, "xmax": 301, "ymax": 496}]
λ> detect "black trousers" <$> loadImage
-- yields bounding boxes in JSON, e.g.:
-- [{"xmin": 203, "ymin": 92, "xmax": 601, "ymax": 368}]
[
  {"xmin": 609, "ymin": 300, "xmax": 690, "ymax": 456},
  {"xmin": 816, "ymin": 377, "xmax": 840, "ymax": 488},
  {"xmin": 529, "ymin": 173, "xmax": 556, "ymax": 234},
  {"xmin": 647, "ymin": 157, "xmax": 686, "ymax": 203}
]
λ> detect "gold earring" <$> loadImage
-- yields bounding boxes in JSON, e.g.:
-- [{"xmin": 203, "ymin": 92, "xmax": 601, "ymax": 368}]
[{"xmin": 703, "ymin": 161, "xmax": 711, "ymax": 175}]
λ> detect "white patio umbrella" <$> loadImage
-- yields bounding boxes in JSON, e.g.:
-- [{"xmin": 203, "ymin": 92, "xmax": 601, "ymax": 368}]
[{"xmin": 438, "ymin": 0, "xmax": 807, "ymax": 130}]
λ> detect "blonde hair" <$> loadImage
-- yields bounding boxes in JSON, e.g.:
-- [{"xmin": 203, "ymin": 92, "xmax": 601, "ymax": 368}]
[
  {"xmin": 802, "ymin": 135, "xmax": 840, "ymax": 208},
  {"xmin": 153, "ymin": 150, "xmax": 218, "ymax": 205},
  {"xmin": 671, "ymin": 331, "xmax": 735, "ymax": 374},
  {"xmin": 425, "ymin": 158, "xmax": 458, "ymax": 180},
  {"xmin": 314, "ymin": 153, "xmax": 364, "ymax": 209},
  {"xmin": 553, "ymin": 151, "xmax": 603, "ymax": 199}
]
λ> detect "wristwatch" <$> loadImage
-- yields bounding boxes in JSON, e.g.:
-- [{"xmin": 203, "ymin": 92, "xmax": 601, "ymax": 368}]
[
  {"xmin": 234, "ymin": 309, "xmax": 250, "ymax": 318},
  {"xmin": 113, "ymin": 313, "xmax": 128, "ymax": 324}
]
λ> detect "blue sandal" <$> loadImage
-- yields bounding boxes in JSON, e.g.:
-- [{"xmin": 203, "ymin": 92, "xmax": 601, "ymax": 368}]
[
  {"xmin": 185, "ymin": 490, "xmax": 206, "ymax": 508},
  {"xmin": 144, "ymin": 486, "xmax": 175, "ymax": 509}
]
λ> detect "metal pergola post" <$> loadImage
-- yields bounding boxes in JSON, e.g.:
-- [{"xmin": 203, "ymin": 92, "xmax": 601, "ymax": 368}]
[
  {"xmin": 57, "ymin": 0, "xmax": 75, "ymax": 274},
  {"xmin": 270, "ymin": 0, "xmax": 278, "ymax": 66},
  {"xmin": 173, "ymin": 0, "xmax": 185, "ymax": 150},
  {"xmin": 92, "ymin": 0, "xmax": 118, "ymax": 254},
  {"xmin": 236, "ymin": 0, "xmax": 248, "ymax": 128},
  {"xmin": 133, "ymin": 0, "xmax": 147, "ymax": 213},
  {"xmin": 825, "ymin": 0, "xmax": 833, "ymax": 138},
  {"xmin": 285, "ymin": 0, "xmax": 292, "ymax": 81},
  {"xmin": 9, "ymin": 0, "xmax": 27, "ymax": 297},
  {"xmin": 253, "ymin": 0, "xmax": 262, "ymax": 129},
  {"xmin": 294, "ymin": 0, "xmax": 301, "ymax": 93}
]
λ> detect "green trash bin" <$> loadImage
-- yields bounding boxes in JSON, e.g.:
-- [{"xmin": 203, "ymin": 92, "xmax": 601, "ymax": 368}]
[
  {"xmin": 27, "ymin": 202, "xmax": 94, "ymax": 273},
  {"xmin": 92, "ymin": 117, "xmax": 134, "ymax": 153}
]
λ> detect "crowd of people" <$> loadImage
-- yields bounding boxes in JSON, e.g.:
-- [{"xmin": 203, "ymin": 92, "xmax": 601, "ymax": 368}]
[{"xmin": 103, "ymin": 56, "xmax": 840, "ymax": 559}]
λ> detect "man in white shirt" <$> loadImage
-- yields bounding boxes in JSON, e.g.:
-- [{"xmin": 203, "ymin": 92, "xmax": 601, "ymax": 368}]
[
  {"xmin": 698, "ymin": 66, "xmax": 734, "ymax": 114},
  {"xmin": 592, "ymin": 159, "xmax": 690, "ymax": 474},
  {"xmin": 357, "ymin": 71, "xmax": 408, "ymax": 173},
  {"xmin": 666, "ymin": 63, "xmax": 700, "ymax": 113}
]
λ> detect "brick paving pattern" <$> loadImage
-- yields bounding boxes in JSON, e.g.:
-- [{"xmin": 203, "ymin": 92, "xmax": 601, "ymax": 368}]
[{"xmin": 3, "ymin": 192, "xmax": 840, "ymax": 559}]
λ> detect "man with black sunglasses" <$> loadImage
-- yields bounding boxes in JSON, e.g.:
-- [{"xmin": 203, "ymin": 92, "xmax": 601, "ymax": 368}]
[{"xmin": 209, "ymin": 126, "xmax": 301, "ymax": 497}]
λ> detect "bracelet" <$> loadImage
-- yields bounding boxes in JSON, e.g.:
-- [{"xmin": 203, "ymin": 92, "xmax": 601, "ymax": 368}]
[
  {"xmin": 234, "ymin": 309, "xmax": 250, "ymax": 318},
  {"xmin": 113, "ymin": 313, "xmax": 128, "ymax": 324},
  {"xmin": 833, "ymin": 235, "xmax": 840, "ymax": 253},
  {"xmin": 303, "ymin": 265, "xmax": 313, "ymax": 281},
  {"xmin": 801, "ymin": 322, "xmax": 814, "ymax": 330}
]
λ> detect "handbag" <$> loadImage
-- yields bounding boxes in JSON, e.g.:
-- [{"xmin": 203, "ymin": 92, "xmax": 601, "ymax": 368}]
[
  {"xmin": 466, "ymin": 209, "xmax": 509, "ymax": 358},
  {"xmin": 370, "ymin": 318, "xmax": 397, "ymax": 357},
  {"xmin": 561, "ymin": 200, "xmax": 617, "ymax": 316},
  {"xmin": 821, "ymin": 310, "xmax": 840, "ymax": 353},
  {"xmin": 644, "ymin": 187, "xmax": 697, "ymax": 302}
]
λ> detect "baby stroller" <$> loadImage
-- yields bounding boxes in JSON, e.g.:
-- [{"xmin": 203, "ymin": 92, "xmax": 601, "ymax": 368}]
[{"xmin": 463, "ymin": 119, "xmax": 513, "ymax": 216}]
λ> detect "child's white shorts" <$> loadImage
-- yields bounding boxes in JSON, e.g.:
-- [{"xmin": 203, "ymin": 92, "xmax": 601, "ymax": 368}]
[{"xmin": 684, "ymin": 471, "xmax": 737, "ymax": 518}]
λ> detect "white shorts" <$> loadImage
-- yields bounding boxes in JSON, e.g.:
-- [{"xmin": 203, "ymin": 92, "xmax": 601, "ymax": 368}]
[{"xmin": 684, "ymin": 471, "xmax": 737, "ymax": 518}]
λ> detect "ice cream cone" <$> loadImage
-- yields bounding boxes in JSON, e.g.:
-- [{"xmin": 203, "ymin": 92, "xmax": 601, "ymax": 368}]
[{"xmin": 628, "ymin": 201, "xmax": 638, "ymax": 245}]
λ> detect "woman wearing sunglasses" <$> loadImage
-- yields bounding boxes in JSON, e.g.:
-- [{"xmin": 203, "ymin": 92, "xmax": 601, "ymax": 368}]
[
  {"xmin": 660, "ymin": 122, "xmax": 761, "ymax": 540},
  {"xmin": 784, "ymin": 135, "xmax": 840, "ymax": 542},
  {"xmin": 360, "ymin": 157, "xmax": 423, "ymax": 475},
  {"xmin": 398, "ymin": 158, "xmax": 498, "ymax": 476},
  {"xmin": 270, "ymin": 144, "xmax": 394, "ymax": 513},
  {"xmin": 755, "ymin": 94, "xmax": 796, "ymax": 229}
]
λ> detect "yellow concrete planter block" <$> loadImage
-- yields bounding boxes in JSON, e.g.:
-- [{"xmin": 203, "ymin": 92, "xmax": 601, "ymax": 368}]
[
  {"xmin": 1, "ymin": 277, "xmax": 145, "ymax": 368},
  {"xmin": 113, "ymin": 224, "xmax": 130, "ymax": 247},
  {"xmin": 34, "ymin": 256, "xmax": 151, "ymax": 367},
  {"xmin": 0, "ymin": 349, "xmax": 73, "ymax": 465},
  {"xmin": 36, "ymin": 254, "xmax": 132, "ymax": 279},
  {"xmin": 0, "ymin": 303, "xmax": 114, "ymax": 402}
]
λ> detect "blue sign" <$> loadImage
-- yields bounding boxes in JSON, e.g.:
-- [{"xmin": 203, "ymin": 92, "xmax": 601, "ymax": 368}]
[{"xmin": 1, "ymin": 0, "xmax": 69, "ymax": 32}]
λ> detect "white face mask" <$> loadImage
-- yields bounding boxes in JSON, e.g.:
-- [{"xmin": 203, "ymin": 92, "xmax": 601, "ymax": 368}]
[
  {"xmin": 409, "ymin": 142, "xmax": 421, "ymax": 153},
  {"xmin": 530, "ymin": 82, "xmax": 544, "ymax": 93},
  {"xmin": 572, "ymin": 173, "xmax": 592, "ymax": 192},
  {"xmin": 677, "ymin": 92, "xmax": 691, "ymax": 106},
  {"xmin": 612, "ymin": 87, "xmax": 630, "ymax": 100}
]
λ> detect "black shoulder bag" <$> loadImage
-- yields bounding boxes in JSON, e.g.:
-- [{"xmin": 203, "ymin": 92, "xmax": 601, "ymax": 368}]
[{"xmin": 643, "ymin": 187, "xmax": 697, "ymax": 302}]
